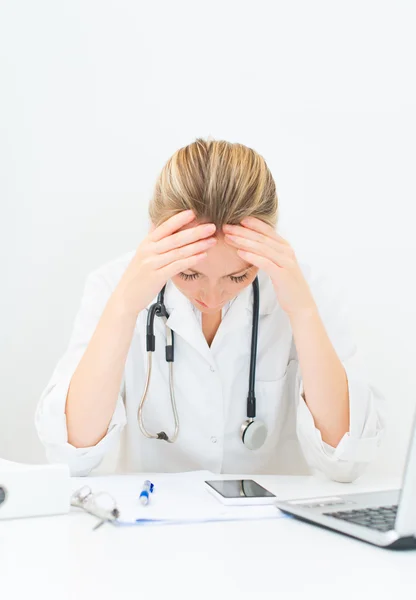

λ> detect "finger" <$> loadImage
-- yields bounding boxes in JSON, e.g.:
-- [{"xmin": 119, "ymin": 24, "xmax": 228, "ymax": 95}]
[
  {"xmin": 223, "ymin": 223, "xmax": 284, "ymax": 247},
  {"xmin": 236, "ymin": 249, "xmax": 282, "ymax": 277},
  {"xmin": 150, "ymin": 210, "xmax": 196, "ymax": 242},
  {"xmin": 238, "ymin": 217, "xmax": 289, "ymax": 245},
  {"xmin": 155, "ymin": 237, "xmax": 217, "ymax": 269},
  {"xmin": 156, "ymin": 223, "xmax": 216, "ymax": 254},
  {"xmin": 159, "ymin": 251, "xmax": 208, "ymax": 280},
  {"xmin": 224, "ymin": 234, "xmax": 293, "ymax": 267}
]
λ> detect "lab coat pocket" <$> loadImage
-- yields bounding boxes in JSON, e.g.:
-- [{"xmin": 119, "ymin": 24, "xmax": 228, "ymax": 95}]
[
  {"xmin": 255, "ymin": 359, "xmax": 299, "ymax": 449},
  {"xmin": 255, "ymin": 373, "xmax": 288, "ymax": 451}
]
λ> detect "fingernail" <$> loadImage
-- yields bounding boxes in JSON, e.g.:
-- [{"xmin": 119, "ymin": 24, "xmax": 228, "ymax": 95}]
[
  {"xmin": 206, "ymin": 237, "xmax": 217, "ymax": 245},
  {"xmin": 205, "ymin": 224, "xmax": 216, "ymax": 232}
]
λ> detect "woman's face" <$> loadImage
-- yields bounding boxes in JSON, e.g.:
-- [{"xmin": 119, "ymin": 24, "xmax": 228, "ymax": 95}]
[{"xmin": 171, "ymin": 228, "xmax": 258, "ymax": 314}]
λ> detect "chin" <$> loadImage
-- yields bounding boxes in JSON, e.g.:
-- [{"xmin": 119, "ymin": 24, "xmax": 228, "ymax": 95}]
[{"xmin": 198, "ymin": 307, "xmax": 223, "ymax": 314}]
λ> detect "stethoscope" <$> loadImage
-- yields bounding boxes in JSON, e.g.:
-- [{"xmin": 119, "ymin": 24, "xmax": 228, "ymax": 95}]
[{"xmin": 137, "ymin": 277, "xmax": 268, "ymax": 451}]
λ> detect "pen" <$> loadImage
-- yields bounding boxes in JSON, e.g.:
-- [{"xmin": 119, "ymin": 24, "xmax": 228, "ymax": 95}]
[{"xmin": 139, "ymin": 480, "xmax": 154, "ymax": 505}]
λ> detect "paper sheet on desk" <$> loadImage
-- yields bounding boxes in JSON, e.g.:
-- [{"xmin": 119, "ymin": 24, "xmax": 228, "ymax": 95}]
[{"xmin": 71, "ymin": 471, "xmax": 285, "ymax": 526}]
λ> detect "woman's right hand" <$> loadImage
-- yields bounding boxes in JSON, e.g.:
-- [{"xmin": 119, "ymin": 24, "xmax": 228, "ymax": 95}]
[{"xmin": 114, "ymin": 210, "xmax": 216, "ymax": 316}]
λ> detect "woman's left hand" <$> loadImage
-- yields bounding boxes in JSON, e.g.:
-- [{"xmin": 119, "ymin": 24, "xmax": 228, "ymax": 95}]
[{"xmin": 223, "ymin": 217, "xmax": 317, "ymax": 320}]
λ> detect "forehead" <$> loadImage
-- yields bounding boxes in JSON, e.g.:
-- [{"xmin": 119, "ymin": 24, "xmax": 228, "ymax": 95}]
[{"xmin": 179, "ymin": 222, "xmax": 251, "ymax": 275}]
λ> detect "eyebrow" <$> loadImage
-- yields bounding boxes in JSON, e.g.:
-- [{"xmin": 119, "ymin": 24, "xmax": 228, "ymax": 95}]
[{"xmin": 188, "ymin": 266, "xmax": 253, "ymax": 278}]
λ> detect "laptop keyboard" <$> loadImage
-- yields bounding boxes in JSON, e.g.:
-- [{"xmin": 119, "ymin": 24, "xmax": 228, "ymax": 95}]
[{"xmin": 323, "ymin": 504, "xmax": 398, "ymax": 532}]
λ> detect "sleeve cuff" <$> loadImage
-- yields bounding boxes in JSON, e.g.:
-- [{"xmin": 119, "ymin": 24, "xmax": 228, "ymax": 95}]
[
  {"xmin": 35, "ymin": 372, "xmax": 127, "ymax": 476},
  {"xmin": 297, "ymin": 376, "xmax": 384, "ymax": 465}
]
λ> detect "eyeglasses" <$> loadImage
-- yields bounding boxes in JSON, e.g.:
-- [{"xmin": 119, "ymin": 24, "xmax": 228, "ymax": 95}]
[{"xmin": 71, "ymin": 485, "xmax": 120, "ymax": 530}]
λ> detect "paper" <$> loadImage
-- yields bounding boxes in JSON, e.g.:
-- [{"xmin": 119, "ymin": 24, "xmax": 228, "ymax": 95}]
[{"xmin": 71, "ymin": 471, "xmax": 286, "ymax": 526}]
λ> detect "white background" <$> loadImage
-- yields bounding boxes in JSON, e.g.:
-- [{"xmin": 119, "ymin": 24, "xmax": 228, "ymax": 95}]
[{"xmin": 0, "ymin": 0, "xmax": 415, "ymax": 476}]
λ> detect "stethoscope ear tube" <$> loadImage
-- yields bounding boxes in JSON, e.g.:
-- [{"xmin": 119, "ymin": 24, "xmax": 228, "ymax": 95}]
[
  {"xmin": 146, "ymin": 287, "xmax": 174, "ymax": 360},
  {"xmin": 139, "ymin": 286, "xmax": 178, "ymax": 443},
  {"xmin": 146, "ymin": 303, "xmax": 159, "ymax": 352},
  {"xmin": 165, "ymin": 326, "xmax": 174, "ymax": 362}
]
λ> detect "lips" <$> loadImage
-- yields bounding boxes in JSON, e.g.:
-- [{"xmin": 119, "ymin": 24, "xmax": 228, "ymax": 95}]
[
  {"xmin": 196, "ymin": 298, "xmax": 208, "ymax": 308},
  {"xmin": 195, "ymin": 298, "xmax": 223, "ymax": 310}
]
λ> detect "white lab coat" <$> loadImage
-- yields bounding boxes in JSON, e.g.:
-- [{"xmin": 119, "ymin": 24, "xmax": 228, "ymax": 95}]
[{"xmin": 35, "ymin": 252, "xmax": 384, "ymax": 481}]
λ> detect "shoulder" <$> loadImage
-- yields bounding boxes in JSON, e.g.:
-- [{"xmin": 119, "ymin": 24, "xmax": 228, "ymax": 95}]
[
  {"xmin": 298, "ymin": 261, "xmax": 348, "ymax": 313},
  {"xmin": 259, "ymin": 261, "xmax": 347, "ymax": 317},
  {"xmin": 257, "ymin": 262, "xmax": 314, "ymax": 314},
  {"xmin": 86, "ymin": 251, "xmax": 136, "ymax": 292}
]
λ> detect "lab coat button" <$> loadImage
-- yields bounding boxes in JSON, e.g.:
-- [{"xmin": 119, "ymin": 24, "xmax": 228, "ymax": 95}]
[
  {"xmin": 210, "ymin": 436, "xmax": 217, "ymax": 444},
  {"xmin": 210, "ymin": 366, "xmax": 215, "ymax": 372}
]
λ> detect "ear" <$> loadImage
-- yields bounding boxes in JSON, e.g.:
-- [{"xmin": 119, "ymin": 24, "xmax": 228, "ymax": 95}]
[{"xmin": 149, "ymin": 221, "xmax": 156, "ymax": 234}]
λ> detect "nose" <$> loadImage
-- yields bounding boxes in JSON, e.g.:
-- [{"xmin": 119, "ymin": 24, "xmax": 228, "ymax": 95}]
[{"xmin": 200, "ymin": 285, "xmax": 224, "ymax": 309}]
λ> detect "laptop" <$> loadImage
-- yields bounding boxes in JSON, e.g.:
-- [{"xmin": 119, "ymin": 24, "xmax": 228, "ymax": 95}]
[{"xmin": 276, "ymin": 414, "xmax": 416, "ymax": 549}]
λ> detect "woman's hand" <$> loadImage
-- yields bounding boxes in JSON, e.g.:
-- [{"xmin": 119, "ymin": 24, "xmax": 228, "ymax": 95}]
[
  {"xmin": 223, "ymin": 217, "xmax": 316, "ymax": 320},
  {"xmin": 116, "ymin": 210, "xmax": 216, "ymax": 316}
]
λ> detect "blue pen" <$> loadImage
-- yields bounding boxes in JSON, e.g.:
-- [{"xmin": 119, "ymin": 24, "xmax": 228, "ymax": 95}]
[{"xmin": 139, "ymin": 480, "xmax": 154, "ymax": 505}]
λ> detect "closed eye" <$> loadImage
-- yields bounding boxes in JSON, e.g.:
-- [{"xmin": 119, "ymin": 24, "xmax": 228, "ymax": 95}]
[
  {"xmin": 178, "ymin": 272, "xmax": 200, "ymax": 281},
  {"xmin": 178, "ymin": 269, "xmax": 251, "ymax": 283},
  {"xmin": 229, "ymin": 272, "xmax": 249, "ymax": 283}
]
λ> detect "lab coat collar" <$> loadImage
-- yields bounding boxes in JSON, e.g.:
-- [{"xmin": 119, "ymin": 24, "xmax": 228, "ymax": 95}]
[{"xmin": 158, "ymin": 271, "xmax": 279, "ymax": 365}]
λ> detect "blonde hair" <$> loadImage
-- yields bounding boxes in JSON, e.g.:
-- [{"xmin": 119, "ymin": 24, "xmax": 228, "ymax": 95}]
[{"xmin": 149, "ymin": 138, "xmax": 278, "ymax": 228}]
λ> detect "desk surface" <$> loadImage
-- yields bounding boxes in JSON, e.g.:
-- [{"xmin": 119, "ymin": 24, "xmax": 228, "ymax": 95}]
[{"xmin": 1, "ymin": 473, "xmax": 415, "ymax": 600}]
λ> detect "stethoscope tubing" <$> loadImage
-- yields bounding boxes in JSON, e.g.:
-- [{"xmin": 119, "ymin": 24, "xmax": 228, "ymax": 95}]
[{"xmin": 138, "ymin": 277, "xmax": 260, "ymax": 444}]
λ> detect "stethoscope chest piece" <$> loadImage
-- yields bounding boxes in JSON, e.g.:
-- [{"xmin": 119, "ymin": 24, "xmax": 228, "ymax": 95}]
[{"xmin": 241, "ymin": 419, "xmax": 268, "ymax": 451}]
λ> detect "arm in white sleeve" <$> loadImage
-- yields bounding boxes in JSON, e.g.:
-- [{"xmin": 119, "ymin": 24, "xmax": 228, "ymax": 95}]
[
  {"xmin": 35, "ymin": 271, "xmax": 128, "ymax": 476},
  {"xmin": 294, "ymin": 266, "xmax": 385, "ymax": 482}
]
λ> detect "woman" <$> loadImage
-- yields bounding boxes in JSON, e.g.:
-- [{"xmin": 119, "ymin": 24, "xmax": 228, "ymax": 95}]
[{"xmin": 36, "ymin": 138, "xmax": 384, "ymax": 480}]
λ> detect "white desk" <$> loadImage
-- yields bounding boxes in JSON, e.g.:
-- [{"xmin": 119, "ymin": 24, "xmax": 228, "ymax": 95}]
[{"xmin": 1, "ymin": 473, "xmax": 415, "ymax": 600}]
